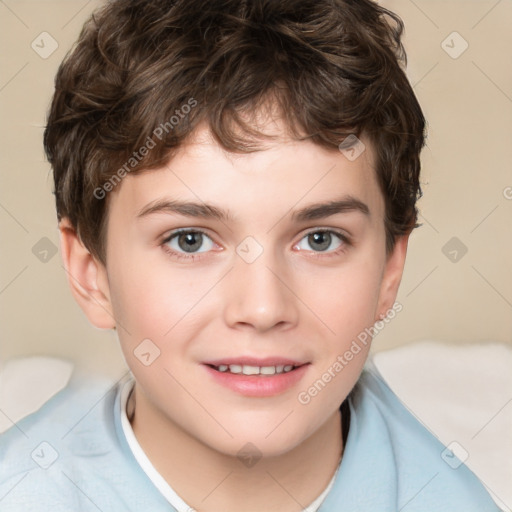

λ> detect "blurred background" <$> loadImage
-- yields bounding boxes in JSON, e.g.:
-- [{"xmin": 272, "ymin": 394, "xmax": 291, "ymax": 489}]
[{"xmin": 1, "ymin": 0, "xmax": 511, "ymax": 379}]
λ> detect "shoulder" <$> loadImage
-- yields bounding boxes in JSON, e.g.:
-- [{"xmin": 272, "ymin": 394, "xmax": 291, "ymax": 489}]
[
  {"xmin": 331, "ymin": 360, "xmax": 501, "ymax": 511},
  {"xmin": 0, "ymin": 370, "xmax": 128, "ymax": 510},
  {"xmin": 0, "ymin": 369, "xmax": 173, "ymax": 511}
]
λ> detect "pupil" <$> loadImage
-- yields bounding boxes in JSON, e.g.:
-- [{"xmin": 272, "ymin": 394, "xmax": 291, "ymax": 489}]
[
  {"xmin": 309, "ymin": 232, "xmax": 330, "ymax": 252},
  {"xmin": 179, "ymin": 232, "xmax": 202, "ymax": 253}
]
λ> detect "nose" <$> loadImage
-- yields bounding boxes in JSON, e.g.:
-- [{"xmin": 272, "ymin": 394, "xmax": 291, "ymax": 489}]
[{"xmin": 222, "ymin": 245, "xmax": 299, "ymax": 333}]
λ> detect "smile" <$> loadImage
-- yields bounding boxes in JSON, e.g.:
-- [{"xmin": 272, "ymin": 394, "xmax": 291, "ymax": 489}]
[
  {"xmin": 203, "ymin": 360, "xmax": 310, "ymax": 397},
  {"xmin": 211, "ymin": 364, "xmax": 299, "ymax": 375}
]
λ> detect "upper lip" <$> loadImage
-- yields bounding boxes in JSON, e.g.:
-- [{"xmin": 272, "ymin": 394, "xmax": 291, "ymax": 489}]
[{"xmin": 203, "ymin": 357, "xmax": 309, "ymax": 367}]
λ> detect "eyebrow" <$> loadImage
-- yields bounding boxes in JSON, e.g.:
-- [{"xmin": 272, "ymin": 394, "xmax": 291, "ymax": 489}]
[
  {"xmin": 137, "ymin": 199, "xmax": 233, "ymax": 222},
  {"xmin": 291, "ymin": 196, "xmax": 369, "ymax": 222},
  {"xmin": 136, "ymin": 195, "xmax": 370, "ymax": 222}
]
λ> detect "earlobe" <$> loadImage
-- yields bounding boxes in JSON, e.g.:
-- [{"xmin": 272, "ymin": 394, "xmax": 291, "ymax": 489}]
[
  {"xmin": 59, "ymin": 218, "xmax": 116, "ymax": 329},
  {"xmin": 375, "ymin": 235, "xmax": 409, "ymax": 321}
]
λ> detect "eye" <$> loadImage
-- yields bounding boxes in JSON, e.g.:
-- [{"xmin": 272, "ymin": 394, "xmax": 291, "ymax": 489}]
[
  {"xmin": 295, "ymin": 229, "xmax": 350, "ymax": 257},
  {"xmin": 162, "ymin": 229, "xmax": 215, "ymax": 260}
]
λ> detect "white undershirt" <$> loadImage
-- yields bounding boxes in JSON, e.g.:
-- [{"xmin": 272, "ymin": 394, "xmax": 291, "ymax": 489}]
[{"xmin": 119, "ymin": 378, "xmax": 339, "ymax": 512}]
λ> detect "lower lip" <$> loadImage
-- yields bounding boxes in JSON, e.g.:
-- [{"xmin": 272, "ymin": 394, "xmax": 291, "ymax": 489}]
[{"xmin": 203, "ymin": 364, "xmax": 310, "ymax": 397}]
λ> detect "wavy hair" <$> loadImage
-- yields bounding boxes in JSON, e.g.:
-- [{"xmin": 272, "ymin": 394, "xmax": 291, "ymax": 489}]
[{"xmin": 44, "ymin": 0, "xmax": 426, "ymax": 263}]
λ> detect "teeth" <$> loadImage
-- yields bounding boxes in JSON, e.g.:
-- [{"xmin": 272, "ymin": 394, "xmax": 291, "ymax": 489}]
[
  {"xmin": 242, "ymin": 365, "xmax": 260, "ymax": 375},
  {"xmin": 215, "ymin": 364, "xmax": 297, "ymax": 375}
]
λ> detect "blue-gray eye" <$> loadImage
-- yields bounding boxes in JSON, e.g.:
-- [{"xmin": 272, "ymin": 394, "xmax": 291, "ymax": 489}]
[
  {"xmin": 297, "ymin": 230, "xmax": 345, "ymax": 253},
  {"xmin": 164, "ymin": 230, "xmax": 214, "ymax": 254}
]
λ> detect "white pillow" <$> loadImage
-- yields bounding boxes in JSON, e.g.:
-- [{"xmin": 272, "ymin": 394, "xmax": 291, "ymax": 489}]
[
  {"xmin": 373, "ymin": 340, "xmax": 512, "ymax": 511},
  {"xmin": 0, "ymin": 356, "xmax": 73, "ymax": 434}
]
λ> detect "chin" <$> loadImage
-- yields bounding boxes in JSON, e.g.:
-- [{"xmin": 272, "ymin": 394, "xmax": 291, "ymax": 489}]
[{"xmin": 202, "ymin": 421, "xmax": 311, "ymax": 461}]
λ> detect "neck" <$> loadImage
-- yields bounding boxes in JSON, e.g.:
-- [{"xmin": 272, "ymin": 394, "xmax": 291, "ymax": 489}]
[{"xmin": 128, "ymin": 385, "xmax": 344, "ymax": 512}]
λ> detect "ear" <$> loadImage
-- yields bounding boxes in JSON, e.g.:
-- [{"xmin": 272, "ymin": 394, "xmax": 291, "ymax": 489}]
[
  {"xmin": 375, "ymin": 234, "xmax": 409, "ymax": 321},
  {"xmin": 59, "ymin": 218, "xmax": 115, "ymax": 329}
]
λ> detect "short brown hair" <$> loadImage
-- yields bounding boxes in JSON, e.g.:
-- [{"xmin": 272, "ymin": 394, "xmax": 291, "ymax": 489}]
[{"xmin": 44, "ymin": 0, "xmax": 426, "ymax": 263}]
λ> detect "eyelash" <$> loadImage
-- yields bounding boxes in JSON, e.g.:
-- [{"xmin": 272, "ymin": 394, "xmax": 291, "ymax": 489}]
[
  {"xmin": 161, "ymin": 228, "xmax": 212, "ymax": 262},
  {"xmin": 161, "ymin": 228, "xmax": 352, "ymax": 262}
]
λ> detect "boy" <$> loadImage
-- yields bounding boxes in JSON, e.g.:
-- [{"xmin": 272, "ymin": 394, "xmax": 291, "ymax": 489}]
[{"xmin": 0, "ymin": 0, "xmax": 501, "ymax": 510}]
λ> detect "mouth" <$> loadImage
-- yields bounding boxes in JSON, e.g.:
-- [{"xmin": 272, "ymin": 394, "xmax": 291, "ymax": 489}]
[
  {"xmin": 206, "ymin": 363, "xmax": 303, "ymax": 376},
  {"xmin": 202, "ymin": 358, "xmax": 310, "ymax": 397}
]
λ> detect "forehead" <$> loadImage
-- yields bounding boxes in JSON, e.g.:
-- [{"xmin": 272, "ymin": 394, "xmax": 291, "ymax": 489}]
[{"xmin": 109, "ymin": 121, "xmax": 384, "ymax": 228}]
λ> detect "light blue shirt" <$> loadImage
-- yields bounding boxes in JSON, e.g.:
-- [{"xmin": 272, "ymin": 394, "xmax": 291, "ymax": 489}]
[{"xmin": 0, "ymin": 361, "xmax": 501, "ymax": 511}]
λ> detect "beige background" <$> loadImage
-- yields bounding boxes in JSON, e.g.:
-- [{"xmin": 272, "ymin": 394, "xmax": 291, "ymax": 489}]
[{"xmin": 0, "ymin": 0, "xmax": 511, "ymax": 377}]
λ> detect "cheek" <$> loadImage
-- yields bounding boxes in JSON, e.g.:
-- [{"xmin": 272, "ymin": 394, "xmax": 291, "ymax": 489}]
[
  {"xmin": 107, "ymin": 253, "xmax": 226, "ymax": 383},
  {"xmin": 109, "ymin": 265, "xmax": 199, "ymax": 402},
  {"xmin": 305, "ymin": 260, "xmax": 383, "ymax": 343},
  {"xmin": 108, "ymin": 249, "xmax": 203, "ymax": 335},
  {"xmin": 294, "ymin": 264, "xmax": 381, "ymax": 418}
]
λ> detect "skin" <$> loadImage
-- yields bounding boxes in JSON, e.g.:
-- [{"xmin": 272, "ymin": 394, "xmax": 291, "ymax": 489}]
[{"xmin": 60, "ymin": 114, "xmax": 408, "ymax": 511}]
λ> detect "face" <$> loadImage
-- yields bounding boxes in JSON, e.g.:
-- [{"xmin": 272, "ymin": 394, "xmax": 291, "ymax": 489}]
[{"xmin": 97, "ymin": 118, "xmax": 405, "ymax": 458}]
